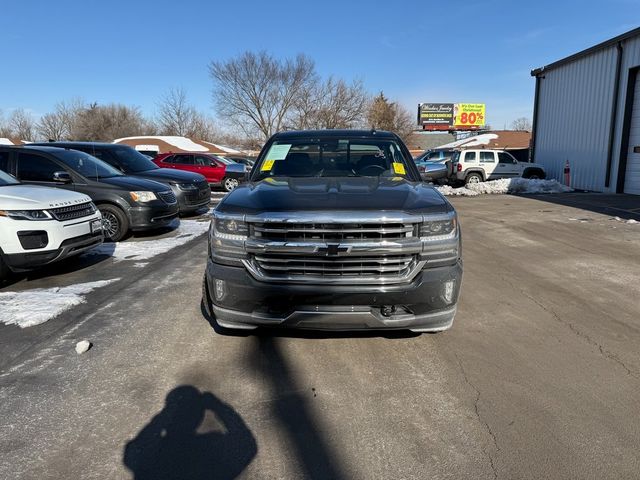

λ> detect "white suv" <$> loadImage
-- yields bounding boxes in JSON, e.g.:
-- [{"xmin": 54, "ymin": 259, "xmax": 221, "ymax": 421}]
[
  {"xmin": 452, "ymin": 149, "xmax": 546, "ymax": 185},
  {"xmin": 0, "ymin": 169, "xmax": 103, "ymax": 279}
]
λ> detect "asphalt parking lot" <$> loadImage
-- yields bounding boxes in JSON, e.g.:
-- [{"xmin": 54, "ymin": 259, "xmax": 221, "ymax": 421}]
[{"xmin": 1, "ymin": 193, "xmax": 639, "ymax": 479}]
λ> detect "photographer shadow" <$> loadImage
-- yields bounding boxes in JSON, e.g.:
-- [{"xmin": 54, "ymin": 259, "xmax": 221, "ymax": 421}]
[{"xmin": 123, "ymin": 386, "xmax": 257, "ymax": 480}]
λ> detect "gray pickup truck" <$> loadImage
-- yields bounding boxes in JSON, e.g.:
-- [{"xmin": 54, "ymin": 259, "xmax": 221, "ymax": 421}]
[{"xmin": 202, "ymin": 129, "xmax": 463, "ymax": 333}]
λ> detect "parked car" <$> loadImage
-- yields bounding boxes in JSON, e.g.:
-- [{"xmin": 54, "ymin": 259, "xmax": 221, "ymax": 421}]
[
  {"xmin": 414, "ymin": 149, "xmax": 454, "ymax": 183},
  {"xmin": 413, "ymin": 148, "xmax": 455, "ymax": 163},
  {"xmin": 153, "ymin": 153, "xmax": 246, "ymax": 192},
  {"xmin": 0, "ymin": 146, "xmax": 179, "ymax": 242},
  {"xmin": 224, "ymin": 156, "xmax": 255, "ymax": 168},
  {"xmin": 0, "ymin": 167, "xmax": 103, "ymax": 280},
  {"xmin": 203, "ymin": 129, "xmax": 462, "ymax": 333},
  {"xmin": 32, "ymin": 142, "xmax": 210, "ymax": 215},
  {"xmin": 452, "ymin": 149, "xmax": 546, "ymax": 185}
]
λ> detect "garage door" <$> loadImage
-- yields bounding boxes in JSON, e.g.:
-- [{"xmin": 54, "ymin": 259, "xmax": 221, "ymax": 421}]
[{"xmin": 624, "ymin": 73, "xmax": 640, "ymax": 195}]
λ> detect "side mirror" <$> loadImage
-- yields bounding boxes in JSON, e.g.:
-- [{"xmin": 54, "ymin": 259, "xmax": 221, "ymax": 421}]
[{"xmin": 52, "ymin": 171, "xmax": 72, "ymax": 183}]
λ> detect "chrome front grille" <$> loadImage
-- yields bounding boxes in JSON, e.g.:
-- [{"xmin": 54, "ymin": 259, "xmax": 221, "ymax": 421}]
[
  {"xmin": 158, "ymin": 190, "xmax": 177, "ymax": 204},
  {"xmin": 254, "ymin": 254, "xmax": 415, "ymax": 278},
  {"xmin": 49, "ymin": 202, "xmax": 96, "ymax": 221},
  {"xmin": 251, "ymin": 222, "xmax": 415, "ymax": 242}
]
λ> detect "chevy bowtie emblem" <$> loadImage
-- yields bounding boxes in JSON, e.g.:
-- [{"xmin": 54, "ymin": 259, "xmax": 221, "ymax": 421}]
[{"xmin": 317, "ymin": 244, "xmax": 351, "ymax": 256}]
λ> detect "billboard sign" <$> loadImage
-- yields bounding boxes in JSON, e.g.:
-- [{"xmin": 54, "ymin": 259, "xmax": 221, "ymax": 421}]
[
  {"xmin": 419, "ymin": 102, "xmax": 486, "ymax": 131},
  {"xmin": 418, "ymin": 103, "xmax": 454, "ymax": 130},
  {"xmin": 454, "ymin": 103, "xmax": 485, "ymax": 128}
]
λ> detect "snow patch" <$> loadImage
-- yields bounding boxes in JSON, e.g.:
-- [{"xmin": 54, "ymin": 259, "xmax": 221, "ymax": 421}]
[
  {"xmin": 0, "ymin": 279, "xmax": 119, "ymax": 328},
  {"xmin": 75, "ymin": 340, "xmax": 91, "ymax": 354},
  {"xmin": 113, "ymin": 136, "xmax": 209, "ymax": 152},
  {"xmin": 436, "ymin": 178, "xmax": 572, "ymax": 197},
  {"xmin": 437, "ymin": 133, "xmax": 499, "ymax": 149},
  {"xmin": 87, "ymin": 219, "xmax": 210, "ymax": 262},
  {"xmin": 202, "ymin": 141, "xmax": 241, "ymax": 154},
  {"xmin": 613, "ymin": 216, "xmax": 639, "ymax": 224}
]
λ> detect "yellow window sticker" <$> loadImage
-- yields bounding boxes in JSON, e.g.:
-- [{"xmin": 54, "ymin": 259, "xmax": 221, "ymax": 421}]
[
  {"xmin": 392, "ymin": 163, "xmax": 406, "ymax": 175},
  {"xmin": 261, "ymin": 159, "xmax": 275, "ymax": 171}
]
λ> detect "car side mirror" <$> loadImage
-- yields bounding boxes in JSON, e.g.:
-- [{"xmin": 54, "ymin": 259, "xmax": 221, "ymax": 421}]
[{"xmin": 52, "ymin": 171, "xmax": 72, "ymax": 183}]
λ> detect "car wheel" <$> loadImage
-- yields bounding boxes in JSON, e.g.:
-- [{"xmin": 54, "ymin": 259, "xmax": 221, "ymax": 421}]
[
  {"xmin": 223, "ymin": 177, "xmax": 239, "ymax": 192},
  {"xmin": 98, "ymin": 205, "xmax": 129, "ymax": 242},
  {"xmin": 465, "ymin": 173, "xmax": 483, "ymax": 185}
]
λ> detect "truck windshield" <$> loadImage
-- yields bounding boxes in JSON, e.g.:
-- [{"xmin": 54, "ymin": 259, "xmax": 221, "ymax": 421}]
[
  {"xmin": 0, "ymin": 170, "xmax": 19, "ymax": 186},
  {"xmin": 253, "ymin": 138, "xmax": 412, "ymax": 180},
  {"xmin": 112, "ymin": 146, "xmax": 159, "ymax": 173},
  {"xmin": 53, "ymin": 150, "xmax": 123, "ymax": 180}
]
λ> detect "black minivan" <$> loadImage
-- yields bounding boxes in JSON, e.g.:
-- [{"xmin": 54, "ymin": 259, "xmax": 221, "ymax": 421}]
[
  {"xmin": 32, "ymin": 142, "xmax": 211, "ymax": 215},
  {"xmin": 0, "ymin": 146, "xmax": 179, "ymax": 241}
]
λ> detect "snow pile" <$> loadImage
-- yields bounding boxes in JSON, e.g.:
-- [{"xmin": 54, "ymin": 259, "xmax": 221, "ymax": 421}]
[
  {"xmin": 87, "ymin": 219, "xmax": 210, "ymax": 262},
  {"xmin": 613, "ymin": 216, "xmax": 639, "ymax": 225},
  {"xmin": 0, "ymin": 279, "xmax": 119, "ymax": 328},
  {"xmin": 436, "ymin": 178, "xmax": 572, "ymax": 197}
]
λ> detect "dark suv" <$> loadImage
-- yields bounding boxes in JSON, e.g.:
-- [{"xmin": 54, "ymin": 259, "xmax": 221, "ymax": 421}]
[
  {"xmin": 31, "ymin": 142, "xmax": 210, "ymax": 215},
  {"xmin": 203, "ymin": 130, "xmax": 463, "ymax": 333},
  {"xmin": 0, "ymin": 146, "xmax": 179, "ymax": 241}
]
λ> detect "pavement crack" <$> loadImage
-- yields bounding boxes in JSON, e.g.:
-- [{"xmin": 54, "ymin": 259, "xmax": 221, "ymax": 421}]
[
  {"xmin": 517, "ymin": 288, "xmax": 638, "ymax": 380},
  {"xmin": 455, "ymin": 353, "xmax": 499, "ymax": 480}
]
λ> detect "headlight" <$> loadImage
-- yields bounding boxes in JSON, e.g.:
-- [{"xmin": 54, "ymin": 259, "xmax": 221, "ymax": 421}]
[
  {"xmin": 130, "ymin": 191, "xmax": 157, "ymax": 202},
  {"xmin": 419, "ymin": 216, "xmax": 457, "ymax": 240},
  {"xmin": 177, "ymin": 183, "xmax": 198, "ymax": 191},
  {"xmin": 0, "ymin": 210, "xmax": 52, "ymax": 221},
  {"xmin": 214, "ymin": 216, "xmax": 248, "ymax": 240}
]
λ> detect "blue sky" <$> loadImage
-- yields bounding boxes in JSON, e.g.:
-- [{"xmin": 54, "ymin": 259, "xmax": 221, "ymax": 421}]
[{"xmin": 1, "ymin": 0, "xmax": 638, "ymax": 130}]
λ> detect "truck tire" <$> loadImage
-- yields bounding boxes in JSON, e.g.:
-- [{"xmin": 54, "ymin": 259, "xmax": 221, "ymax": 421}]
[
  {"xmin": 98, "ymin": 204, "xmax": 129, "ymax": 242},
  {"xmin": 523, "ymin": 169, "xmax": 545, "ymax": 180},
  {"xmin": 0, "ymin": 254, "xmax": 9, "ymax": 282},
  {"xmin": 223, "ymin": 177, "xmax": 239, "ymax": 192},
  {"xmin": 465, "ymin": 172, "xmax": 483, "ymax": 185}
]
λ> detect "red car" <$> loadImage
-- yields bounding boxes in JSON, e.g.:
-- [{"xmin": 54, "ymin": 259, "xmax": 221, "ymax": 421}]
[{"xmin": 153, "ymin": 153, "xmax": 246, "ymax": 192}]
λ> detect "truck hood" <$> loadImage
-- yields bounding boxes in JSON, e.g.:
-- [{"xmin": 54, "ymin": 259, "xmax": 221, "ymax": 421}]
[
  {"xmin": 0, "ymin": 184, "xmax": 92, "ymax": 210},
  {"xmin": 131, "ymin": 168, "xmax": 206, "ymax": 184},
  {"xmin": 218, "ymin": 177, "xmax": 450, "ymax": 215}
]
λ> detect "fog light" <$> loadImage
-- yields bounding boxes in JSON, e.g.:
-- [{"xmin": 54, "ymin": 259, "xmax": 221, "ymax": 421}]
[
  {"xmin": 214, "ymin": 279, "xmax": 226, "ymax": 301},
  {"xmin": 443, "ymin": 280, "xmax": 455, "ymax": 304}
]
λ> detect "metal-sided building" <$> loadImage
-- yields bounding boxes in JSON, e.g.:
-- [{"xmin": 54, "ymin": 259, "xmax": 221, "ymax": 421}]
[{"xmin": 531, "ymin": 27, "xmax": 640, "ymax": 194}]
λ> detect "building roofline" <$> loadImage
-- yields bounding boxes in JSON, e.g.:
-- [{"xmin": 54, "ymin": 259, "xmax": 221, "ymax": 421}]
[{"xmin": 531, "ymin": 26, "xmax": 640, "ymax": 76}]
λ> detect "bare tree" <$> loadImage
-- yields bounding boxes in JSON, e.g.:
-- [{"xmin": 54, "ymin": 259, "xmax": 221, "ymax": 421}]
[
  {"xmin": 9, "ymin": 108, "xmax": 36, "ymax": 141},
  {"xmin": 293, "ymin": 78, "xmax": 368, "ymax": 130},
  {"xmin": 0, "ymin": 110, "xmax": 13, "ymax": 137},
  {"xmin": 210, "ymin": 51, "xmax": 316, "ymax": 140},
  {"xmin": 511, "ymin": 117, "xmax": 532, "ymax": 131},
  {"xmin": 71, "ymin": 103, "xmax": 153, "ymax": 141},
  {"xmin": 366, "ymin": 92, "xmax": 415, "ymax": 141},
  {"xmin": 37, "ymin": 110, "xmax": 68, "ymax": 141}
]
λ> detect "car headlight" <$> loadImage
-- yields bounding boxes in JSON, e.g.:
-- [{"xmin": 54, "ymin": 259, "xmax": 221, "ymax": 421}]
[
  {"xmin": 129, "ymin": 191, "xmax": 157, "ymax": 202},
  {"xmin": 177, "ymin": 183, "xmax": 198, "ymax": 191},
  {"xmin": 214, "ymin": 216, "xmax": 249, "ymax": 240},
  {"xmin": 0, "ymin": 210, "xmax": 52, "ymax": 221},
  {"xmin": 419, "ymin": 216, "xmax": 457, "ymax": 240}
]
